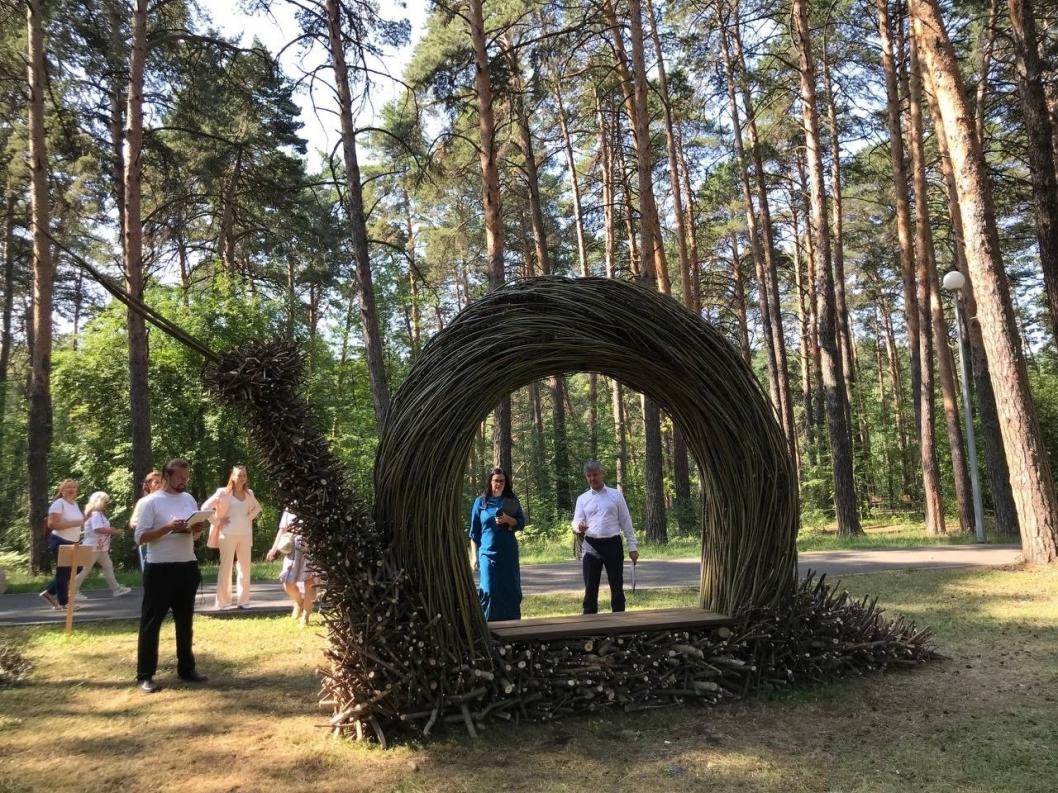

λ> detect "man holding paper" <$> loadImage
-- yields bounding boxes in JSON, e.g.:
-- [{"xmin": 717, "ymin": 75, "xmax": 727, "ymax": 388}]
[{"xmin": 134, "ymin": 458, "xmax": 209, "ymax": 693}]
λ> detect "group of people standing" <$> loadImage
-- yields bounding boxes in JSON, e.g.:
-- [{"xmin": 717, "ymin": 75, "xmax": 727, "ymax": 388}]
[
  {"xmin": 469, "ymin": 459, "xmax": 639, "ymax": 623},
  {"xmin": 38, "ymin": 460, "xmax": 319, "ymax": 694}
]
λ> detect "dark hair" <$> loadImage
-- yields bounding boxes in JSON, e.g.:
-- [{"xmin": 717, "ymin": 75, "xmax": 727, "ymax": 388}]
[
  {"xmin": 481, "ymin": 467, "xmax": 516, "ymax": 500},
  {"xmin": 162, "ymin": 458, "xmax": 190, "ymax": 481}
]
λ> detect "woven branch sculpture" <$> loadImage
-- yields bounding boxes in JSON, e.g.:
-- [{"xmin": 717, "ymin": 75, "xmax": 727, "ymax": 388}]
[{"xmin": 206, "ymin": 277, "xmax": 935, "ymax": 746}]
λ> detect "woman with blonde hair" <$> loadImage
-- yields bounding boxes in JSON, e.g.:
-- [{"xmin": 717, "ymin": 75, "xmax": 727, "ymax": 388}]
[
  {"xmin": 39, "ymin": 478, "xmax": 84, "ymax": 609},
  {"xmin": 202, "ymin": 465, "xmax": 261, "ymax": 609},
  {"xmin": 130, "ymin": 470, "xmax": 163, "ymax": 571},
  {"xmin": 74, "ymin": 491, "xmax": 132, "ymax": 597}
]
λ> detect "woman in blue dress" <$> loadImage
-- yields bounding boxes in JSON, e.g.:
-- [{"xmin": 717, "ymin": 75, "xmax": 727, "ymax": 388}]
[{"xmin": 469, "ymin": 467, "xmax": 525, "ymax": 621}]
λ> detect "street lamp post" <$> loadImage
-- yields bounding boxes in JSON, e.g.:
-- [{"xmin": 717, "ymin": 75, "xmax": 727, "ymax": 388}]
[{"xmin": 941, "ymin": 270, "xmax": 987, "ymax": 543}]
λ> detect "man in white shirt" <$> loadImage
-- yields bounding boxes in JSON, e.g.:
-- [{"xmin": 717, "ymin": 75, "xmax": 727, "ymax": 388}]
[
  {"xmin": 572, "ymin": 460, "xmax": 639, "ymax": 614},
  {"xmin": 134, "ymin": 458, "xmax": 207, "ymax": 693}
]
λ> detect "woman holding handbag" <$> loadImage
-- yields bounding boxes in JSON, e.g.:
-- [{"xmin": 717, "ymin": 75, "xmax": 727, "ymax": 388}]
[
  {"xmin": 266, "ymin": 509, "xmax": 318, "ymax": 627},
  {"xmin": 201, "ymin": 465, "xmax": 261, "ymax": 609}
]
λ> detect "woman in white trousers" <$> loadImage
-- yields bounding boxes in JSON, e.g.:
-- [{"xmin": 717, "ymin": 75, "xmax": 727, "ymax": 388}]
[{"xmin": 202, "ymin": 466, "xmax": 261, "ymax": 609}]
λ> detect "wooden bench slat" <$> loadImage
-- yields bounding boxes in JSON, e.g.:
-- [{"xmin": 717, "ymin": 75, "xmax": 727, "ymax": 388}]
[{"xmin": 488, "ymin": 607, "xmax": 734, "ymax": 641}]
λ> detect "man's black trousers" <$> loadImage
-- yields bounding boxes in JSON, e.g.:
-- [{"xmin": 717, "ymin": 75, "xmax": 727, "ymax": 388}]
[
  {"xmin": 581, "ymin": 535, "xmax": 625, "ymax": 614},
  {"xmin": 137, "ymin": 560, "xmax": 200, "ymax": 680}
]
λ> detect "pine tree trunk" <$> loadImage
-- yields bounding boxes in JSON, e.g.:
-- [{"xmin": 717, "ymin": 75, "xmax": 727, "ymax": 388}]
[
  {"xmin": 26, "ymin": 0, "xmax": 53, "ymax": 574},
  {"xmin": 876, "ymin": 0, "xmax": 923, "ymax": 503},
  {"xmin": 507, "ymin": 43, "xmax": 571, "ymax": 511},
  {"xmin": 1007, "ymin": 0, "xmax": 1058, "ymax": 345},
  {"xmin": 554, "ymin": 80, "xmax": 589, "ymax": 277},
  {"xmin": 598, "ymin": 90, "xmax": 617, "ymax": 279},
  {"xmin": 925, "ymin": 80, "xmax": 1014, "ymax": 534},
  {"xmin": 729, "ymin": 3, "xmax": 797, "ymax": 464},
  {"xmin": 794, "ymin": 0, "xmax": 861, "ymax": 535},
  {"xmin": 717, "ymin": 14, "xmax": 782, "ymax": 425},
  {"xmin": 324, "ymin": 0, "xmax": 390, "ymax": 433},
  {"xmin": 822, "ymin": 37, "xmax": 856, "ymax": 427},
  {"xmin": 611, "ymin": 378, "xmax": 627, "ymax": 492},
  {"xmin": 974, "ymin": 0, "xmax": 999, "ymax": 145},
  {"xmin": 610, "ymin": 0, "xmax": 667, "ymax": 540},
  {"xmin": 791, "ymin": 210, "xmax": 815, "ymax": 466},
  {"xmin": 730, "ymin": 234, "xmax": 751, "ymax": 366},
  {"xmin": 124, "ymin": 0, "xmax": 153, "ymax": 508},
  {"xmin": 911, "ymin": 0, "xmax": 1058, "ymax": 561},
  {"xmin": 876, "ymin": 285, "xmax": 914, "ymax": 500},
  {"xmin": 907, "ymin": 33, "xmax": 947, "ymax": 535},
  {"xmin": 645, "ymin": 0, "xmax": 691, "ymax": 304},
  {"xmin": 0, "ymin": 195, "xmax": 14, "ymax": 465}
]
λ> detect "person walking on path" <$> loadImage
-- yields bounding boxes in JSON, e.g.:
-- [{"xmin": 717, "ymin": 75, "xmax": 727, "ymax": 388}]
[
  {"xmin": 572, "ymin": 460, "xmax": 639, "ymax": 614},
  {"xmin": 134, "ymin": 458, "xmax": 208, "ymax": 693},
  {"xmin": 39, "ymin": 479, "xmax": 84, "ymax": 610},
  {"xmin": 202, "ymin": 465, "xmax": 262, "ymax": 609},
  {"xmin": 266, "ymin": 509, "xmax": 318, "ymax": 627},
  {"xmin": 73, "ymin": 491, "xmax": 132, "ymax": 598},
  {"xmin": 469, "ymin": 467, "xmax": 526, "ymax": 621}
]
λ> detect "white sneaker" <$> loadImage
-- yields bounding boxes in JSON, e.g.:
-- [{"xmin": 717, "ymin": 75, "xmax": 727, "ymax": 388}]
[
  {"xmin": 74, "ymin": 592, "xmax": 88, "ymax": 602},
  {"xmin": 113, "ymin": 586, "xmax": 132, "ymax": 597}
]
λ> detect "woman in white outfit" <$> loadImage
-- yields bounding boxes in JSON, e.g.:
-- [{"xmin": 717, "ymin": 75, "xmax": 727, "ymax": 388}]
[
  {"xmin": 40, "ymin": 479, "xmax": 84, "ymax": 609},
  {"xmin": 202, "ymin": 465, "xmax": 261, "ymax": 609},
  {"xmin": 74, "ymin": 491, "xmax": 132, "ymax": 597}
]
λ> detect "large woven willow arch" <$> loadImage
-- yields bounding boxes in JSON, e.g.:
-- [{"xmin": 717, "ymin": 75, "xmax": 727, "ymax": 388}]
[{"xmin": 374, "ymin": 277, "xmax": 799, "ymax": 656}]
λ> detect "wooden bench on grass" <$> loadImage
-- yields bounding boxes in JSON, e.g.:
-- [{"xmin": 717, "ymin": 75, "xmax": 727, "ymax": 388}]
[{"xmin": 488, "ymin": 607, "xmax": 736, "ymax": 641}]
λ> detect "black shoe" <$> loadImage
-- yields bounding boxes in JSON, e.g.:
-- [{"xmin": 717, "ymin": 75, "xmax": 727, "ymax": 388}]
[
  {"xmin": 179, "ymin": 671, "xmax": 208, "ymax": 683},
  {"xmin": 139, "ymin": 678, "xmax": 160, "ymax": 694}
]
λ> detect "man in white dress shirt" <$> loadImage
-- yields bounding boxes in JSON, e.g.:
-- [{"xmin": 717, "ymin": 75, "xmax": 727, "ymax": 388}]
[{"xmin": 572, "ymin": 460, "xmax": 639, "ymax": 614}]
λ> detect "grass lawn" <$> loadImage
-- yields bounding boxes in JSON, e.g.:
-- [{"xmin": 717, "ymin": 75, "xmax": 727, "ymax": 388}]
[{"xmin": 1, "ymin": 564, "xmax": 1056, "ymax": 792}]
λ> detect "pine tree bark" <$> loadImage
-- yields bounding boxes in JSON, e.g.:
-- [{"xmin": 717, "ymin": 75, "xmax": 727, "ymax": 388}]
[
  {"xmin": 124, "ymin": 0, "xmax": 153, "ymax": 506},
  {"xmin": 717, "ymin": 14, "xmax": 782, "ymax": 427},
  {"xmin": 466, "ymin": 0, "xmax": 510, "ymax": 470},
  {"xmin": 821, "ymin": 34, "xmax": 856, "ymax": 426},
  {"xmin": 619, "ymin": 0, "xmax": 667, "ymax": 541},
  {"xmin": 911, "ymin": 37, "xmax": 973, "ymax": 533},
  {"xmin": 27, "ymin": 0, "xmax": 53, "ymax": 573},
  {"xmin": 876, "ymin": 0, "xmax": 923, "ymax": 502},
  {"xmin": 927, "ymin": 89, "xmax": 1019, "ymax": 535},
  {"xmin": 729, "ymin": 3, "xmax": 797, "ymax": 464},
  {"xmin": 793, "ymin": 0, "xmax": 861, "ymax": 535},
  {"xmin": 507, "ymin": 41, "xmax": 570, "ymax": 510},
  {"xmin": 907, "ymin": 32, "xmax": 947, "ymax": 535},
  {"xmin": 611, "ymin": 379, "xmax": 626, "ymax": 492},
  {"xmin": 1007, "ymin": 0, "xmax": 1058, "ymax": 345},
  {"xmin": 791, "ymin": 210, "xmax": 815, "ymax": 464},
  {"xmin": 730, "ymin": 234, "xmax": 751, "ymax": 366},
  {"xmin": 0, "ymin": 196, "xmax": 15, "ymax": 470},
  {"xmin": 974, "ymin": 0, "xmax": 999, "ymax": 146},
  {"xmin": 324, "ymin": 0, "xmax": 390, "ymax": 434},
  {"xmin": 911, "ymin": 0, "xmax": 1058, "ymax": 561},
  {"xmin": 875, "ymin": 282, "xmax": 914, "ymax": 500}
]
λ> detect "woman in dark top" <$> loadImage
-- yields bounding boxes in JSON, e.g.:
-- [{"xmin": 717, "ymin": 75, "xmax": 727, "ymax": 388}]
[{"xmin": 468, "ymin": 467, "xmax": 525, "ymax": 621}]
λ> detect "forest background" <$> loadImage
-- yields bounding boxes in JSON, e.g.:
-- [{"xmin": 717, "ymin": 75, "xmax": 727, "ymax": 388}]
[{"xmin": 3, "ymin": 0, "xmax": 1058, "ymax": 574}]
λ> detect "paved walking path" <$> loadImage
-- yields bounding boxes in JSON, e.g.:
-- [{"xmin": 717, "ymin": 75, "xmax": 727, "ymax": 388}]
[{"xmin": 0, "ymin": 544, "xmax": 1021, "ymax": 626}]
